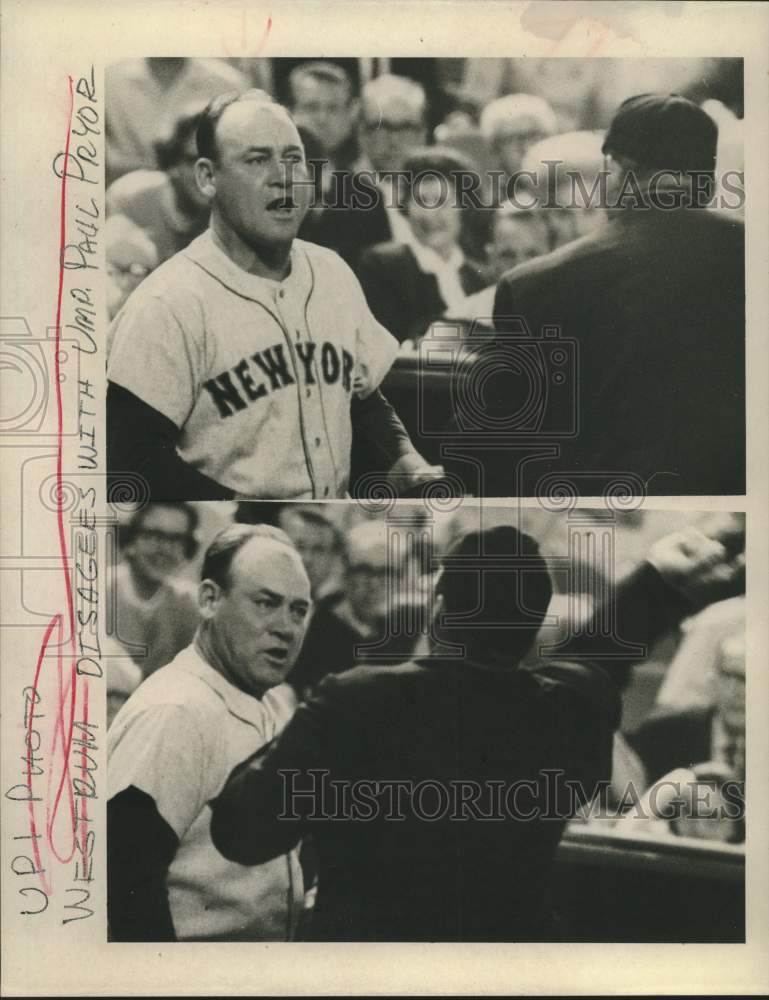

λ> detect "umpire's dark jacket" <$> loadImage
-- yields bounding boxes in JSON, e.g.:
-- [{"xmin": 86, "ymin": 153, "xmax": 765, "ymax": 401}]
[
  {"xmin": 489, "ymin": 205, "xmax": 744, "ymax": 496},
  {"xmin": 210, "ymin": 564, "xmax": 693, "ymax": 942}
]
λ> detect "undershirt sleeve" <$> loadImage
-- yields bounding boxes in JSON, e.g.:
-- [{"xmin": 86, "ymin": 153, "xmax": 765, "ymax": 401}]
[
  {"xmin": 107, "ymin": 381, "xmax": 235, "ymax": 501},
  {"xmin": 108, "ymin": 702, "xmax": 211, "ymax": 841}
]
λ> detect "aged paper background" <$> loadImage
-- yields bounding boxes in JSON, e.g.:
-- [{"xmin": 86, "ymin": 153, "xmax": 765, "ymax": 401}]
[{"xmin": 1, "ymin": 0, "xmax": 767, "ymax": 994}]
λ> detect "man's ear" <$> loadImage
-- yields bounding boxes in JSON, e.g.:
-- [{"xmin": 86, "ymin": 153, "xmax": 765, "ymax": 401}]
[
  {"xmin": 195, "ymin": 158, "xmax": 217, "ymax": 200},
  {"xmin": 198, "ymin": 578, "xmax": 221, "ymax": 620}
]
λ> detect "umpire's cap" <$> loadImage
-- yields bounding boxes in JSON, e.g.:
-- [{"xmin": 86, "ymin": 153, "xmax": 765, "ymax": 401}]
[{"xmin": 602, "ymin": 93, "xmax": 718, "ymax": 173}]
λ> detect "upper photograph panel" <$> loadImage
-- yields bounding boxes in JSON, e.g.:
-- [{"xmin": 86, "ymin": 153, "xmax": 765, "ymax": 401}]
[{"xmin": 105, "ymin": 57, "xmax": 745, "ymax": 501}]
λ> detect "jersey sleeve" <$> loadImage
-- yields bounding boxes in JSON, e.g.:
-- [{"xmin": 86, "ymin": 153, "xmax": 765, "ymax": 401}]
[
  {"xmin": 107, "ymin": 291, "xmax": 203, "ymax": 429},
  {"xmin": 108, "ymin": 702, "xmax": 212, "ymax": 841}
]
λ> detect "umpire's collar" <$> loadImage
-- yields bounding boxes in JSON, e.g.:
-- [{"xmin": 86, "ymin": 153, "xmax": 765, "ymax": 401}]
[{"xmin": 182, "ymin": 229, "xmax": 312, "ymax": 308}]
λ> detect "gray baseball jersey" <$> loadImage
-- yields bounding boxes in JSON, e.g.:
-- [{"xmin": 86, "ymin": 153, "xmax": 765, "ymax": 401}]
[{"xmin": 108, "ymin": 231, "xmax": 399, "ymax": 498}]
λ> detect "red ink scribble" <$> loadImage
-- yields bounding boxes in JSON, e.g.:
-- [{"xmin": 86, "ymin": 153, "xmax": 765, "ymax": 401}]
[
  {"xmin": 257, "ymin": 15, "xmax": 273, "ymax": 53},
  {"xmin": 25, "ymin": 619, "xmax": 60, "ymax": 896},
  {"xmin": 221, "ymin": 12, "xmax": 272, "ymax": 58},
  {"xmin": 26, "ymin": 73, "xmax": 89, "ymax": 895}
]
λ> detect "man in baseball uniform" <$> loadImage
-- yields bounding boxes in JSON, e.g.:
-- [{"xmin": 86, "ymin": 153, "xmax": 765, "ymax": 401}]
[
  {"xmin": 107, "ymin": 89, "xmax": 440, "ymax": 500},
  {"xmin": 108, "ymin": 523, "xmax": 311, "ymax": 941}
]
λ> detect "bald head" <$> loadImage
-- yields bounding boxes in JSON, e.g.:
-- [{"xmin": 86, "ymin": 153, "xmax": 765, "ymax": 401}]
[
  {"xmin": 201, "ymin": 523, "xmax": 306, "ymax": 592},
  {"xmin": 197, "ymin": 90, "xmax": 299, "ymax": 163}
]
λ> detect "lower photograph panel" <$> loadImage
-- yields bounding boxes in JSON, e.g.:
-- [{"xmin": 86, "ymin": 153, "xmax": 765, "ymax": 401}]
[{"xmin": 105, "ymin": 500, "xmax": 745, "ymax": 943}]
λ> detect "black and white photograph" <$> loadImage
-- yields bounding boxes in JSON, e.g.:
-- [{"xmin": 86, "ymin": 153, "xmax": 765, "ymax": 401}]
[
  {"xmin": 104, "ymin": 55, "xmax": 746, "ymax": 501},
  {"xmin": 1, "ymin": 1, "xmax": 767, "ymax": 995},
  {"xmin": 105, "ymin": 500, "xmax": 746, "ymax": 943}
]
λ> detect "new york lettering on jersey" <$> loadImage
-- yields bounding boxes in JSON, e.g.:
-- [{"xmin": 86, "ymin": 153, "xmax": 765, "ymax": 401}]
[
  {"xmin": 204, "ymin": 340, "xmax": 354, "ymax": 419},
  {"xmin": 107, "ymin": 231, "xmax": 399, "ymax": 498}
]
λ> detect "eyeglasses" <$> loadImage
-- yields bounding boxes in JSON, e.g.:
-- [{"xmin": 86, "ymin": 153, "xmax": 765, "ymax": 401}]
[
  {"xmin": 136, "ymin": 528, "xmax": 189, "ymax": 548},
  {"xmin": 349, "ymin": 563, "xmax": 390, "ymax": 578},
  {"xmin": 363, "ymin": 119, "xmax": 423, "ymax": 135}
]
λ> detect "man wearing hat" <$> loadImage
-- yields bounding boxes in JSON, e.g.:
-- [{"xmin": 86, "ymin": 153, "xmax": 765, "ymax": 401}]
[
  {"xmin": 491, "ymin": 93, "xmax": 744, "ymax": 497},
  {"xmin": 210, "ymin": 519, "xmax": 744, "ymax": 941}
]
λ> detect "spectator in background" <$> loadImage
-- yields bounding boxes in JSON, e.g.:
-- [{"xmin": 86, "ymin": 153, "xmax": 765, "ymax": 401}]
[
  {"xmin": 287, "ymin": 61, "xmax": 359, "ymax": 172},
  {"xmin": 111, "ymin": 502, "xmax": 199, "ymax": 680},
  {"xmin": 654, "ymin": 594, "xmax": 746, "ymax": 713},
  {"xmin": 486, "ymin": 203, "xmax": 551, "ymax": 276},
  {"xmin": 106, "ymin": 214, "xmax": 159, "ymax": 327},
  {"xmin": 626, "ymin": 608, "xmax": 746, "ymax": 787},
  {"xmin": 355, "ymin": 74, "xmax": 428, "ymax": 176},
  {"xmin": 358, "ymin": 148, "xmax": 489, "ymax": 343},
  {"xmin": 106, "ymin": 106, "xmax": 211, "ymax": 266},
  {"xmin": 440, "ymin": 204, "xmax": 551, "ymax": 333},
  {"xmin": 480, "ymin": 94, "xmax": 557, "ymax": 184},
  {"xmin": 288, "ymin": 519, "xmax": 426, "ymax": 694},
  {"xmin": 461, "ymin": 58, "xmax": 602, "ymax": 132},
  {"xmin": 279, "ymin": 506, "xmax": 345, "ymax": 605},
  {"xmin": 614, "ymin": 761, "xmax": 744, "ymax": 844},
  {"xmin": 323, "ymin": 75, "xmax": 429, "ymax": 268},
  {"xmin": 521, "ymin": 130, "xmax": 607, "ymax": 249},
  {"xmin": 106, "ymin": 57, "xmax": 249, "ymax": 184}
]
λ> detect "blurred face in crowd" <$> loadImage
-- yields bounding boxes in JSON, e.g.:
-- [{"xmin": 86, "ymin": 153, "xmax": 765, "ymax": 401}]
[
  {"xmin": 291, "ymin": 75, "xmax": 356, "ymax": 156},
  {"xmin": 359, "ymin": 96, "xmax": 426, "ymax": 174},
  {"xmin": 345, "ymin": 535, "xmax": 395, "ymax": 627},
  {"xmin": 672, "ymin": 779, "xmax": 741, "ymax": 843},
  {"xmin": 546, "ymin": 200, "xmax": 605, "ymax": 249},
  {"xmin": 280, "ymin": 510, "xmax": 338, "ymax": 598},
  {"xmin": 488, "ymin": 213, "xmax": 550, "ymax": 278},
  {"xmin": 197, "ymin": 101, "xmax": 311, "ymax": 255},
  {"xmin": 406, "ymin": 175, "xmax": 462, "ymax": 258},
  {"xmin": 491, "ymin": 116, "xmax": 551, "ymax": 176},
  {"xmin": 169, "ymin": 132, "xmax": 211, "ymax": 214},
  {"xmin": 201, "ymin": 538, "xmax": 311, "ymax": 695},
  {"xmin": 125, "ymin": 505, "xmax": 192, "ymax": 587},
  {"xmin": 106, "ymin": 224, "xmax": 158, "ymax": 319}
]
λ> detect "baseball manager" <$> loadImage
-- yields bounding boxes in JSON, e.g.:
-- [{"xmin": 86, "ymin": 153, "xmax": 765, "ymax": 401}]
[{"xmin": 107, "ymin": 89, "xmax": 439, "ymax": 500}]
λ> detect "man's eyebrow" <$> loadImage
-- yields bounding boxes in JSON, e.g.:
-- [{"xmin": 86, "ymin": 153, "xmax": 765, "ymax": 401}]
[
  {"xmin": 254, "ymin": 587, "xmax": 282, "ymax": 600},
  {"xmin": 241, "ymin": 145, "xmax": 303, "ymax": 156}
]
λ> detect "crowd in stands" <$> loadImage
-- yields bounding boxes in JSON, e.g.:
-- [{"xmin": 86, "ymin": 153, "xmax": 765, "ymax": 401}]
[
  {"xmin": 106, "ymin": 56, "xmax": 744, "ymax": 341},
  {"xmin": 107, "ymin": 499, "xmax": 745, "ymax": 847}
]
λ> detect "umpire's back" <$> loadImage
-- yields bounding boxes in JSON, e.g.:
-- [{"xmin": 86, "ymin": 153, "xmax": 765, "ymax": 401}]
[{"xmin": 303, "ymin": 652, "xmax": 618, "ymax": 941}]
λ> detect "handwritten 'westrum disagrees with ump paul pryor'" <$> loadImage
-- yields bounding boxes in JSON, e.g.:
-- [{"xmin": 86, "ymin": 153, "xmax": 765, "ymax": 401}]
[{"xmin": 6, "ymin": 66, "xmax": 103, "ymax": 928}]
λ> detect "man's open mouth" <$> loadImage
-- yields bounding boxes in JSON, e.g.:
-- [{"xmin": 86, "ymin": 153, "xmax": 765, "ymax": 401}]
[
  {"xmin": 266, "ymin": 197, "xmax": 297, "ymax": 212},
  {"xmin": 264, "ymin": 647, "xmax": 289, "ymax": 662}
]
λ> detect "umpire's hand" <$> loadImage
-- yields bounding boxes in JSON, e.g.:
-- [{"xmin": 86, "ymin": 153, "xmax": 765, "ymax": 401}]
[{"xmin": 647, "ymin": 518, "xmax": 745, "ymax": 607}]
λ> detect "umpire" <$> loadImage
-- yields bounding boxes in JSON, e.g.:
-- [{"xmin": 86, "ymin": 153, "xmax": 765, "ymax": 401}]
[
  {"xmin": 491, "ymin": 93, "xmax": 744, "ymax": 497},
  {"xmin": 210, "ymin": 520, "xmax": 744, "ymax": 941}
]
